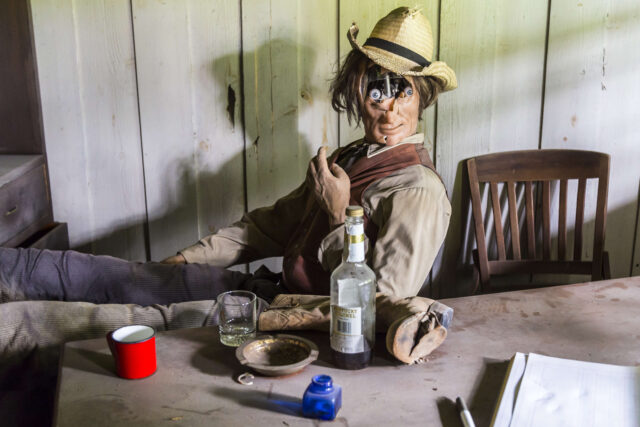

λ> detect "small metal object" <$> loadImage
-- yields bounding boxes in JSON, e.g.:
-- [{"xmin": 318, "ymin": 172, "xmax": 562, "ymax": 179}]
[
  {"xmin": 237, "ymin": 372, "xmax": 254, "ymax": 385},
  {"xmin": 365, "ymin": 67, "xmax": 414, "ymax": 103},
  {"xmin": 428, "ymin": 301, "xmax": 454, "ymax": 329},
  {"xmin": 383, "ymin": 73, "xmax": 392, "ymax": 98}
]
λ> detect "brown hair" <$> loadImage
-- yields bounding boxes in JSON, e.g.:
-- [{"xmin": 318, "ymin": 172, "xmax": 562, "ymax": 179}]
[{"xmin": 330, "ymin": 50, "xmax": 444, "ymax": 126}]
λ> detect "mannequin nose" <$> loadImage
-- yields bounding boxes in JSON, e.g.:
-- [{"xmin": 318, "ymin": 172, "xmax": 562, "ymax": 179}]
[
  {"xmin": 386, "ymin": 97, "xmax": 398, "ymax": 112},
  {"xmin": 381, "ymin": 98, "xmax": 399, "ymax": 120}
]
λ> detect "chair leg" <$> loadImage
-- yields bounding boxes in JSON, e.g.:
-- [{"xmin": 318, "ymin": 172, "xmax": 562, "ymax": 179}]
[
  {"xmin": 471, "ymin": 249, "xmax": 488, "ymax": 294},
  {"xmin": 602, "ymin": 251, "xmax": 611, "ymax": 279}
]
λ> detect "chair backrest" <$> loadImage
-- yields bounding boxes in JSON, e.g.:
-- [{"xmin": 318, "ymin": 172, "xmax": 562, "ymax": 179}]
[{"xmin": 467, "ymin": 149, "xmax": 610, "ymax": 292}]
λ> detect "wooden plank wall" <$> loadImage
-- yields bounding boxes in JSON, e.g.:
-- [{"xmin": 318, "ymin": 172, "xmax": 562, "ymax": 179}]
[
  {"xmin": 242, "ymin": 0, "xmax": 339, "ymax": 273},
  {"xmin": 30, "ymin": 0, "xmax": 640, "ymax": 296},
  {"xmin": 541, "ymin": 0, "xmax": 640, "ymax": 281},
  {"xmin": 131, "ymin": 0, "xmax": 245, "ymax": 261},
  {"xmin": 31, "ymin": 0, "xmax": 147, "ymax": 260}
]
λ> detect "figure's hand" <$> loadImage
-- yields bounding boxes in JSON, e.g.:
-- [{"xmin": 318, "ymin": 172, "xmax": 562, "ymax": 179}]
[
  {"xmin": 161, "ymin": 254, "xmax": 187, "ymax": 264},
  {"xmin": 306, "ymin": 146, "xmax": 351, "ymax": 227}
]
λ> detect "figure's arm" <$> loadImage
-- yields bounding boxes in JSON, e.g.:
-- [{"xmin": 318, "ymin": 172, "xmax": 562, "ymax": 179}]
[
  {"xmin": 368, "ymin": 169, "xmax": 451, "ymax": 298},
  {"xmin": 173, "ymin": 146, "xmax": 348, "ymax": 267},
  {"xmin": 176, "ymin": 183, "xmax": 309, "ymax": 267}
]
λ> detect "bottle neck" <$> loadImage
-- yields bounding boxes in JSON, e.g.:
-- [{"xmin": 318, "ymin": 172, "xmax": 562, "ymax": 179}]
[{"xmin": 345, "ymin": 218, "xmax": 365, "ymax": 263}]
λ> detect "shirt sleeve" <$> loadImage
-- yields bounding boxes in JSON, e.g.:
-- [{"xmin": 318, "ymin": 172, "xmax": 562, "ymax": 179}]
[
  {"xmin": 368, "ymin": 171, "xmax": 451, "ymax": 298},
  {"xmin": 179, "ymin": 183, "xmax": 309, "ymax": 266}
]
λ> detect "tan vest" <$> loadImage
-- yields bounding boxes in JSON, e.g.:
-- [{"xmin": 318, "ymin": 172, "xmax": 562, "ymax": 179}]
[{"xmin": 281, "ymin": 142, "xmax": 440, "ymax": 295}]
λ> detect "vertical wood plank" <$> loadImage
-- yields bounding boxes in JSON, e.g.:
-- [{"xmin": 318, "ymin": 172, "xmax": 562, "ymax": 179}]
[
  {"xmin": 489, "ymin": 182, "xmax": 506, "ymax": 260},
  {"xmin": 0, "ymin": 0, "xmax": 44, "ymax": 155},
  {"xmin": 133, "ymin": 0, "xmax": 244, "ymax": 261},
  {"xmin": 187, "ymin": 1, "xmax": 246, "ymax": 246},
  {"xmin": 558, "ymin": 179, "xmax": 567, "ymax": 260},
  {"xmin": 339, "ymin": 0, "xmax": 439, "ymax": 156},
  {"xmin": 525, "ymin": 181, "xmax": 536, "ymax": 258},
  {"xmin": 507, "ymin": 181, "xmax": 521, "ymax": 260},
  {"xmin": 242, "ymin": 0, "xmax": 339, "ymax": 272},
  {"xmin": 542, "ymin": 180, "xmax": 551, "ymax": 259},
  {"xmin": 574, "ymin": 178, "xmax": 586, "ymax": 261},
  {"xmin": 434, "ymin": 0, "xmax": 548, "ymax": 296},
  {"xmin": 31, "ymin": 0, "xmax": 147, "ymax": 260},
  {"xmin": 541, "ymin": 0, "xmax": 640, "ymax": 277}
]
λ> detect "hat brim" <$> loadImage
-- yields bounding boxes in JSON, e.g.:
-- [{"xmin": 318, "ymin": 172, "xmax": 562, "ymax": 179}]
[{"xmin": 348, "ymin": 25, "xmax": 457, "ymax": 92}]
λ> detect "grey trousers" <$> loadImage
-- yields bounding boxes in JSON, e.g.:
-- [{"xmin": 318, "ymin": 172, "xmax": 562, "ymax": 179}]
[
  {"xmin": 0, "ymin": 248, "xmax": 282, "ymax": 426},
  {"xmin": 0, "ymin": 247, "xmax": 282, "ymax": 349},
  {"xmin": 0, "ymin": 247, "xmax": 258, "ymax": 305}
]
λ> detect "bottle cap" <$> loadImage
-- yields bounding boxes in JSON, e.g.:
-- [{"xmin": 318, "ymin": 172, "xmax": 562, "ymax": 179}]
[{"xmin": 346, "ymin": 206, "xmax": 364, "ymax": 217}]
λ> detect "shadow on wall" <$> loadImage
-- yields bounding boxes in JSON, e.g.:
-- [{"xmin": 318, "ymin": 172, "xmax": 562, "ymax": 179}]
[
  {"xmin": 430, "ymin": 158, "xmax": 639, "ymax": 298},
  {"xmin": 76, "ymin": 39, "xmax": 315, "ymax": 268}
]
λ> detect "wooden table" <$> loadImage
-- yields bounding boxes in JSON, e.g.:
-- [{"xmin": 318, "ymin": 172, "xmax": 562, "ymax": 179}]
[{"xmin": 54, "ymin": 277, "xmax": 640, "ymax": 426}]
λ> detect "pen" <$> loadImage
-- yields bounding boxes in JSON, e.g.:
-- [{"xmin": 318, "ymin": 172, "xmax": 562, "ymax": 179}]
[{"xmin": 456, "ymin": 396, "xmax": 476, "ymax": 427}]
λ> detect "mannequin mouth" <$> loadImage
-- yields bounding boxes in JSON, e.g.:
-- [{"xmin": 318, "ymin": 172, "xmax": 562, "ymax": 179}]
[{"xmin": 379, "ymin": 124, "xmax": 404, "ymax": 135}]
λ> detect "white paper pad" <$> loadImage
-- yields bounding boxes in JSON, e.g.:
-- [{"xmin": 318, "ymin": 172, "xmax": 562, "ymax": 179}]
[{"xmin": 491, "ymin": 353, "xmax": 640, "ymax": 427}]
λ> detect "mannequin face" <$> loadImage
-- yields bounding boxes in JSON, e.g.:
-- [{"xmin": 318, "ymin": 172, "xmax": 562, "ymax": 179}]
[{"xmin": 360, "ymin": 74, "xmax": 421, "ymax": 146}]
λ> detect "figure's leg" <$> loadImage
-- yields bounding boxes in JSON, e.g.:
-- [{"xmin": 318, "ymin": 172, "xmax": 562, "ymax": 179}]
[
  {"xmin": 0, "ymin": 247, "xmax": 252, "ymax": 305},
  {"xmin": 0, "ymin": 298, "xmax": 233, "ymax": 427}
]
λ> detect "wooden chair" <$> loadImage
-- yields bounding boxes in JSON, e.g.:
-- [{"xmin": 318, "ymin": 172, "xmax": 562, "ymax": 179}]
[{"xmin": 467, "ymin": 149, "xmax": 610, "ymax": 293}]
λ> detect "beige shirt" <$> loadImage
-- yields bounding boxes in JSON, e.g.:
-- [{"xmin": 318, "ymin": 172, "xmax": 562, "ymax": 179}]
[{"xmin": 180, "ymin": 134, "xmax": 451, "ymax": 298}]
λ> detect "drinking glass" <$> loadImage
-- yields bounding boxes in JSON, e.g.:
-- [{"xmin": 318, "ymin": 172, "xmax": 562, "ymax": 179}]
[{"xmin": 217, "ymin": 290, "xmax": 257, "ymax": 347}]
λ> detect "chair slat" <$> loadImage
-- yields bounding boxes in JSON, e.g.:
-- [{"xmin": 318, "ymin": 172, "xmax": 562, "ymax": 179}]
[
  {"xmin": 525, "ymin": 182, "xmax": 536, "ymax": 258},
  {"xmin": 542, "ymin": 181, "xmax": 551, "ymax": 260},
  {"xmin": 490, "ymin": 182, "xmax": 506, "ymax": 260},
  {"xmin": 574, "ymin": 178, "xmax": 586, "ymax": 261},
  {"xmin": 467, "ymin": 159, "xmax": 491, "ymax": 289},
  {"xmin": 507, "ymin": 181, "xmax": 521, "ymax": 260},
  {"xmin": 558, "ymin": 179, "xmax": 568, "ymax": 260}
]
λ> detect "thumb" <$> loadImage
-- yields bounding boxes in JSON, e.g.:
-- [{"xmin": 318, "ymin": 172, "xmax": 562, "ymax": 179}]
[{"xmin": 331, "ymin": 163, "xmax": 348, "ymax": 179}]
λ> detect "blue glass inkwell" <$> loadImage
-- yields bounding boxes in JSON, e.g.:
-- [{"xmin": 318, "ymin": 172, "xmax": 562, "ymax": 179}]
[{"xmin": 302, "ymin": 375, "xmax": 342, "ymax": 420}]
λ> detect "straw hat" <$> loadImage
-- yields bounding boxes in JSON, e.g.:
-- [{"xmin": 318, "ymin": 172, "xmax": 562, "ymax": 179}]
[{"xmin": 348, "ymin": 7, "xmax": 457, "ymax": 91}]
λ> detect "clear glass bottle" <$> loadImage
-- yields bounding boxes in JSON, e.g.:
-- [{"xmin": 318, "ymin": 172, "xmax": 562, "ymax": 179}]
[{"xmin": 330, "ymin": 205, "xmax": 376, "ymax": 370}]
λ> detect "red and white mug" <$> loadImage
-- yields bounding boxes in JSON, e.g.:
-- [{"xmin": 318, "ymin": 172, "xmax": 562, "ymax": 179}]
[{"xmin": 106, "ymin": 325, "xmax": 157, "ymax": 379}]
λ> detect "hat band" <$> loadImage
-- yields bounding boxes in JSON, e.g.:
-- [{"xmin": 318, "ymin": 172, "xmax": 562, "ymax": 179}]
[{"xmin": 363, "ymin": 37, "xmax": 431, "ymax": 68}]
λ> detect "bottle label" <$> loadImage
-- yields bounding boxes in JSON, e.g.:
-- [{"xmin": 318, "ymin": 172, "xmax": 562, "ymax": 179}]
[
  {"xmin": 330, "ymin": 305, "xmax": 364, "ymax": 353},
  {"xmin": 345, "ymin": 223, "xmax": 365, "ymax": 263}
]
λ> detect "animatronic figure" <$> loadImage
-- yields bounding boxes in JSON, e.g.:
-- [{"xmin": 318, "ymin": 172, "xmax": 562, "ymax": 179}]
[{"xmin": 0, "ymin": 8, "xmax": 457, "ymax": 419}]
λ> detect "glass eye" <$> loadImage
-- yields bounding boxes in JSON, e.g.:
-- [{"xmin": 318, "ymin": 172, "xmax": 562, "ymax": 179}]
[{"xmin": 369, "ymin": 88, "xmax": 382, "ymax": 101}]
